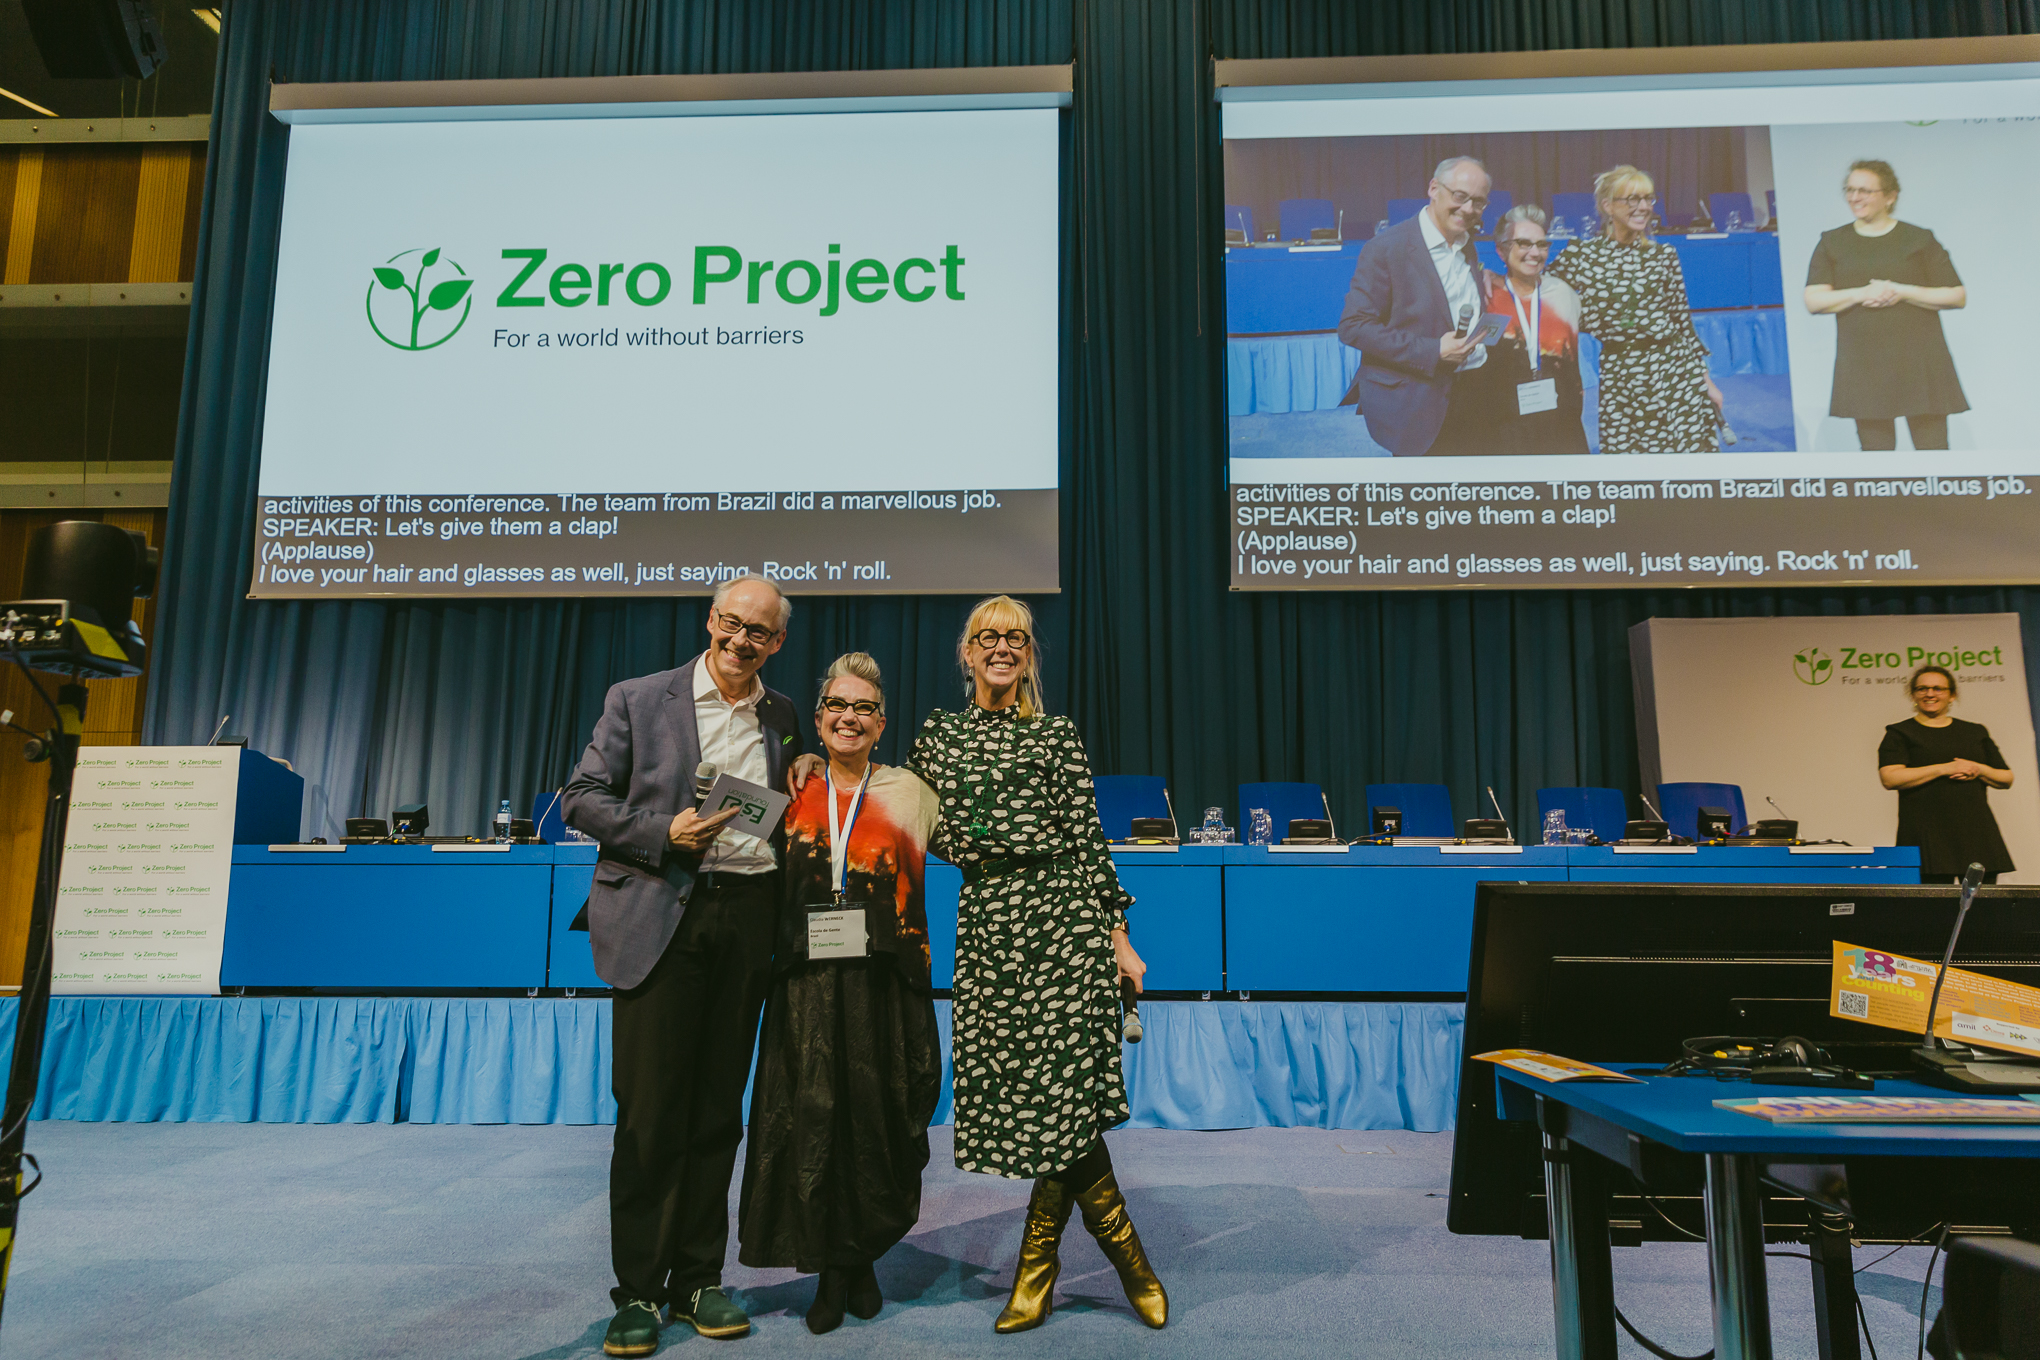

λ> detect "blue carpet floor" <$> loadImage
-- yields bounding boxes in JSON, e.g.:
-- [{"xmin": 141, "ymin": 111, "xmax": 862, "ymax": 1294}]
[
  {"xmin": 1229, "ymin": 373, "xmax": 1795, "ymax": 458},
  {"xmin": 3, "ymin": 1121, "xmax": 1946, "ymax": 1359}
]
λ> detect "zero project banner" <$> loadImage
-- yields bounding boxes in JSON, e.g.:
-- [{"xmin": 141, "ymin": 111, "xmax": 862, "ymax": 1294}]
[
  {"xmin": 252, "ymin": 108, "xmax": 1060, "ymax": 598},
  {"xmin": 1221, "ymin": 55, "xmax": 2040, "ymax": 590}
]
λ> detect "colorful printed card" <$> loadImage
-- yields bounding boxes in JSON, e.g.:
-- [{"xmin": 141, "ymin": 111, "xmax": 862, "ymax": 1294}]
[
  {"xmin": 1718, "ymin": 1095, "xmax": 2040, "ymax": 1124},
  {"xmin": 1830, "ymin": 942, "xmax": 2040, "ymax": 1060},
  {"xmin": 1473, "ymin": 1050, "xmax": 1644, "ymax": 1083}
]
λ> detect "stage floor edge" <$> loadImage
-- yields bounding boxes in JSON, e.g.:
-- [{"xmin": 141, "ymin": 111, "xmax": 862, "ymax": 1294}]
[{"xmin": 0, "ymin": 996, "xmax": 1462, "ymax": 1133}]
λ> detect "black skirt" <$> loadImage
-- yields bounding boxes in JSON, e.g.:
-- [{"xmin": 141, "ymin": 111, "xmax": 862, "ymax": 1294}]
[{"xmin": 737, "ymin": 958, "xmax": 942, "ymax": 1273}]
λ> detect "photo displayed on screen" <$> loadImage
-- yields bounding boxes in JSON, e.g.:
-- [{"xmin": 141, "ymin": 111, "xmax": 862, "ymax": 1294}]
[{"xmin": 1222, "ymin": 54, "xmax": 2040, "ymax": 590}]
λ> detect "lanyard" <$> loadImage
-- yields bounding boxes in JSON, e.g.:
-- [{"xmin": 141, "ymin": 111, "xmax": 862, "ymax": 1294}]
[
  {"xmin": 1507, "ymin": 281, "xmax": 1541, "ymax": 374},
  {"xmin": 825, "ymin": 765, "xmax": 871, "ymax": 899}
]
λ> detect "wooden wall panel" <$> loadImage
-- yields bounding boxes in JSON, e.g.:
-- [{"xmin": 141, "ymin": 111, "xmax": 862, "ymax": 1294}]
[
  {"xmin": 129, "ymin": 147, "xmax": 194, "ymax": 283},
  {"xmin": 29, "ymin": 146, "xmax": 143, "ymax": 284},
  {"xmin": 2, "ymin": 149, "xmax": 40, "ymax": 285},
  {"xmin": 0, "ymin": 144, "xmax": 206, "ymax": 287},
  {"xmin": 0, "ymin": 509, "xmax": 167, "ymax": 987}
]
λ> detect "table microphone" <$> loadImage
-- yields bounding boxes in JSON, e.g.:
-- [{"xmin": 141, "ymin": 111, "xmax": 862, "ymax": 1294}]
[
  {"xmin": 1920, "ymin": 862, "xmax": 1986, "ymax": 1058},
  {"xmin": 1485, "ymin": 785, "xmax": 1513, "ymax": 843},
  {"xmin": 694, "ymin": 761, "xmax": 718, "ymax": 807},
  {"xmin": 1121, "ymin": 977, "xmax": 1143, "ymax": 1044},
  {"xmin": 1766, "ymin": 796, "xmax": 1791, "ymax": 820}
]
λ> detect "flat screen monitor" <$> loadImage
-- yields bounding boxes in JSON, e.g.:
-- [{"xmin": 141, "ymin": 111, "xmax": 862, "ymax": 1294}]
[{"xmin": 1449, "ymin": 881, "xmax": 2040, "ymax": 1241}]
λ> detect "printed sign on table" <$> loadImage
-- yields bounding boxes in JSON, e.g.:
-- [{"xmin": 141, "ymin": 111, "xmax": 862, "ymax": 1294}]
[{"xmin": 1830, "ymin": 940, "xmax": 2040, "ymax": 1059}]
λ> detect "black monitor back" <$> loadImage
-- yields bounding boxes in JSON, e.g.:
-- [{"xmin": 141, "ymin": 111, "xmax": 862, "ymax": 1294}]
[{"xmin": 1448, "ymin": 882, "xmax": 2040, "ymax": 1238}]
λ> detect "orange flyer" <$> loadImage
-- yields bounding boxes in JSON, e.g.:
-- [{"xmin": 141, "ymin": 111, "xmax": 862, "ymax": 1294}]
[
  {"xmin": 1471, "ymin": 1050, "xmax": 1643, "ymax": 1083},
  {"xmin": 1830, "ymin": 941, "xmax": 2040, "ymax": 1059}
]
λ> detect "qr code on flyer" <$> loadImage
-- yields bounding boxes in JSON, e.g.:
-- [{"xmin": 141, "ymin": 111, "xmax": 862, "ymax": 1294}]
[{"xmin": 1838, "ymin": 990, "xmax": 1871, "ymax": 1019}]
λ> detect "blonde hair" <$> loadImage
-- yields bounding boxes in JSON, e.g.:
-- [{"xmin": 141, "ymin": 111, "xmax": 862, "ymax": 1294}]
[
  {"xmin": 1593, "ymin": 165, "xmax": 1655, "ymax": 238},
  {"xmin": 817, "ymin": 651, "xmax": 884, "ymax": 714},
  {"xmin": 957, "ymin": 595, "xmax": 1045, "ymax": 718}
]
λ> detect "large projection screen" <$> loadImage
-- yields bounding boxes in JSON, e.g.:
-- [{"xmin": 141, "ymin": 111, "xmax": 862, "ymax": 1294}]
[
  {"xmin": 251, "ymin": 71, "xmax": 1067, "ymax": 598},
  {"xmin": 1219, "ymin": 38, "xmax": 2040, "ymax": 591}
]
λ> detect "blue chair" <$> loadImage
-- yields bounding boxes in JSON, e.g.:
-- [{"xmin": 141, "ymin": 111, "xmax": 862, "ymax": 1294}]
[
  {"xmin": 1238, "ymin": 782, "xmax": 1328, "ymax": 841},
  {"xmin": 1656, "ymin": 782, "xmax": 1749, "ymax": 840},
  {"xmin": 1363, "ymin": 782, "xmax": 1454, "ymax": 838},
  {"xmin": 1222, "ymin": 203, "xmax": 1255, "ymax": 240},
  {"xmin": 1551, "ymin": 192, "xmax": 1598, "ymax": 228},
  {"xmin": 1386, "ymin": 197, "xmax": 1427, "ymax": 227},
  {"xmin": 1278, "ymin": 198, "xmax": 1336, "ymax": 241},
  {"xmin": 1535, "ymin": 787, "xmax": 1629, "ymax": 844},
  {"xmin": 1094, "ymin": 775, "xmax": 1172, "ymax": 841},
  {"xmin": 1709, "ymin": 192, "xmax": 1754, "ymax": 231},
  {"xmin": 1479, "ymin": 189, "xmax": 1515, "ymax": 238},
  {"xmin": 531, "ymin": 790, "xmax": 567, "ymax": 842}
]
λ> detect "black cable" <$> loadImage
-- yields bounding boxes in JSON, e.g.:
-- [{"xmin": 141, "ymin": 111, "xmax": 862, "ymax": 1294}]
[
  {"xmin": 1917, "ymin": 1224, "xmax": 1948, "ymax": 1360},
  {"xmin": 1614, "ymin": 1303, "xmax": 1712, "ymax": 1360},
  {"xmin": 1859, "ymin": 1290, "xmax": 1880, "ymax": 1360},
  {"xmin": 1646, "ymin": 1195, "xmax": 1706, "ymax": 1241}
]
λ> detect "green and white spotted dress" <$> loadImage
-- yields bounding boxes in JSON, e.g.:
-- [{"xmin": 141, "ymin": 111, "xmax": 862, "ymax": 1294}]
[{"xmin": 907, "ymin": 704, "xmax": 1133, "ymax": 1179}]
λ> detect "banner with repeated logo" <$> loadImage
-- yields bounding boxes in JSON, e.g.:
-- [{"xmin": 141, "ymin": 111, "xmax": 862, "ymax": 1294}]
[{"xmin": 52, "ymin": 747, "xmax": 239, "ymax": 995}]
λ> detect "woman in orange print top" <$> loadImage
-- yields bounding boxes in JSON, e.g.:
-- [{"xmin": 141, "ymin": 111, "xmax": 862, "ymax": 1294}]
[
  {"xmin": 737, "ymin": 652, "xmax": 942, "ymax": 1336},
  {"xmin": 1467, "ymin": 203, "xmax": 1589, "ymax": 455}
]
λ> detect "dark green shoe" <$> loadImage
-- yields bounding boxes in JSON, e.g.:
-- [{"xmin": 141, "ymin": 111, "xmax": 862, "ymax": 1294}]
[
  {"xmin": 603, "ymin": 1299, "xmax": 663, "ymax": 1357},
  {"xmin": 673, "ymin": 1286, "xmax": 751, "ymax": 1339}
]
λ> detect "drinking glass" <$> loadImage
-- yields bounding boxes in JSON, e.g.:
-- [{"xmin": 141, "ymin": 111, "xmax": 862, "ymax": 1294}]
[
  {"xmin": 1247, "ymin": 808, "xmax": 1274, "ymax": 846},
  {"xmin": 1542, "ymin": 809, "xmax": 1569, "ymax": 846}
]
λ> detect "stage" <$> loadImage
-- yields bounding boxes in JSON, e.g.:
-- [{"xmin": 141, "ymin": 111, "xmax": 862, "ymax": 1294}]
[{"xmin": 4, "ymin": 1119, "xmax": 1945, "ymax": 1359}]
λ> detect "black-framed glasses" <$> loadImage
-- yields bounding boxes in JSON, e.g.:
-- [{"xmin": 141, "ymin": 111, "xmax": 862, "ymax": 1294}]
[
  {"xmin": 1914, "ymin": 684, "xmax": 1951, "ymax": 694},
  {"xmin": 712, "ymin": 607, "xmax": 780, "ymax": 645},
  {"xmin": 1505, "ymin": 237, "xmax": 1552, "ymax": 251},
  {"xmin": 819, "ymin": 696, "xmax": 882, "ymax": 716},
  {"xmin": 1440, "ymin": 186, "xmax": 1490, "ymax": 211},
  {"xmin": 970, "ymin": 628, "xmax": 1031, "ymax": 650},
  {"xmin": 1612, "ymin": 194, "xmax": 1658, "ymax": 208}
]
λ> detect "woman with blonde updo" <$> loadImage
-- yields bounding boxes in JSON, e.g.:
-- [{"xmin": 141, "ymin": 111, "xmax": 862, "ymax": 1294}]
[{"xmin": 1548, "ymin": 164, "xmax": 1724, "ymax": 453}]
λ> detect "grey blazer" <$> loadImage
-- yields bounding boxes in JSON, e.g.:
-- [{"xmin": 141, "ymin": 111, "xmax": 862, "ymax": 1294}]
[
  {"xmin": 1335, "ymin": 213, "xmax": 1482, "ymax": 456},
  {"xmin": 562, "ymin": 652, "xmax": 806, "ymax": 990}
]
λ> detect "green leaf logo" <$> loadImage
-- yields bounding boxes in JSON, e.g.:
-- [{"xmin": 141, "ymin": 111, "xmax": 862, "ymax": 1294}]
[
  {"xmin": 1793, "ymin": 646, "xmax": 1834, "ymax": 686},
  {"xmin": 364, "ymin": 248, "xmax": 474, "ymax": 351}
]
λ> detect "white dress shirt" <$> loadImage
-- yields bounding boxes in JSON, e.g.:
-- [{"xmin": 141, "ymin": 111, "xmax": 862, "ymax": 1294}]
[
  {"xmin": 693, "ymin": 655, "xmax": 776, "ymax": 874},
  {"xmin": 1418, "ymin": 207, "xmax": 1486, "ymax": 372}
]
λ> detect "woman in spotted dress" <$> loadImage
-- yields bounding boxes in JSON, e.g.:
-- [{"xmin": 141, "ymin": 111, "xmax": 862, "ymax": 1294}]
[
  {"xmin": 1548, "ymin": 165, "xmax": 1724, "ymax": 454},
  {"xmin": 910, "ymin": 595, "xmax": 1166, "ymax": 1334}
]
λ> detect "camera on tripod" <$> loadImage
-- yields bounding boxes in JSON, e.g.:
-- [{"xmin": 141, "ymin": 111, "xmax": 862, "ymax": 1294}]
[{"xmin": 0, "ymin": 521, "xmax": 159, "ymax": 679}]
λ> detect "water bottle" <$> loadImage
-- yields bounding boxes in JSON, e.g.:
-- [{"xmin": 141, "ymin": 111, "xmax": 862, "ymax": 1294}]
[
  {"xmin": 495, "ymin": 799, "xmax": 513, "ymax": 843},
  {"xmin": 1542, "ymin": 809, "xmax": 1569, "ymax": 847},
  {"xmin": 1248, "ymin": 808, "xmax": 1274, "ymax": 847},
  {"xmin": 1197, "ymin": 807, "xmax": 1226, "ymax": 844},
  {"xmin": 1726, "ymin": 209, "xmax": 1743, "ymax": 234}
]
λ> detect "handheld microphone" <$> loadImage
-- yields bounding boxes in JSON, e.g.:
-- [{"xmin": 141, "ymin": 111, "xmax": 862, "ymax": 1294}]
[
  {"xmin": 1455, "ymin": 303, "xmax": 1474, "ymax": 337},
  {"xmin": 694, "ymin": 761, "xmax": 718, "ymax": 806},
  {"xmin": 1920, "ymin": 862, "xmax": 1987, "ymax": 1055},
  {"xmin": 1120, "ymin": 977, "xmax": 1143, "ymax": 1043},
  {"xmin": 1485, "ymin": 785, "xmax": 1513, "ymax": 843}
]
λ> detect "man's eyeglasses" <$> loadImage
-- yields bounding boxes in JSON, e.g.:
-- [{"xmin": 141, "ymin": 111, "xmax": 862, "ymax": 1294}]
[
  {"xmin": 1914, "ymin": 684, "xmax": 1951, "ymax": 694},
  {"xmin": 970, "ymin": 629, "xmax": 1031, "ymax": 650},
  {"xmin": 1611, "ymin": 194, "xmax": 1658, "ymax": 208},
  {"xmin": 819, "ymin": 697, "xmax": 882, "ymax": 716},
  {"xmin": 1439, "ymin": 186, "xmax": 1490, "ymax": 211},
  {"xmin": 711, "ymin": 608, "xmax": 780, "ymax": 645}
]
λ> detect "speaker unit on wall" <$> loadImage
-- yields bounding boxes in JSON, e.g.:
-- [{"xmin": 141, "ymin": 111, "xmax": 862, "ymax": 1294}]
[{"xmin": 22, "ymin": 0, "xmax": 168, "ymax": 80}]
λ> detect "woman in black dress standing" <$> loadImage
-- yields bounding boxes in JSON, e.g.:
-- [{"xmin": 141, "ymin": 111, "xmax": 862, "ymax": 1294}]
[
  {"xmin": 1804, "ymin": 160, "xmax": 1968, "ymax": 451},
  {"xmin": 1878, "ymin": 665, "xmax": 2014, "ymax": 883}
]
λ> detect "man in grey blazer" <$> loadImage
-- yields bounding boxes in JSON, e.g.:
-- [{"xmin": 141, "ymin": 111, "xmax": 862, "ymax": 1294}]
[
  {"xmin": 565, "ymin": 575, "xmax": 806, "ymax": 1355},
  {"xmin": 1338, "ymin": 155, "xmax": 1495, "ymax": 455}
]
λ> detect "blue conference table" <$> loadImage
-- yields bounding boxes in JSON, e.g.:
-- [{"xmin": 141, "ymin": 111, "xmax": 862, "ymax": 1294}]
[
  {"xmin": 1224, "ymin": 232, "xmax": 1783, "ymax": 334},
  {"xmin": 1495, "ymin": 1064, "xmax": 2040, "ymax": 1360},
  {"xmin": 225, "ymin": 842, "xmax": 1917, "ymax": 992}
]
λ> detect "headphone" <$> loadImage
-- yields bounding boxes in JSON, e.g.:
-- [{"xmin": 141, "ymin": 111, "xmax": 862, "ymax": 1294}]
[{"xmin": 1664, "ymin": 1035, "xmax": 1874, "ymax": 1090}]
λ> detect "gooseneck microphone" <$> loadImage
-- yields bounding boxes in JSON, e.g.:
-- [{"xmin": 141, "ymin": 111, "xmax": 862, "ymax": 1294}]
[
  {"xmin": 1766, "ymin": 796, "xmax": 1791, "ymax": 820},
  {"xmin": 694, "ymin": 761, "xmax": 718, "ymax": 806},
  {"xmin": 1485, "ymin": 785, "xmax": 1513, "ymax": 843},
  {"xmin": 1121, "ymin": 977, "xmax": 1143, "ymax": 1043},
  {"xmin": 1920, "ymin": 861, "xmax": 1987, "ymax": 1055}
]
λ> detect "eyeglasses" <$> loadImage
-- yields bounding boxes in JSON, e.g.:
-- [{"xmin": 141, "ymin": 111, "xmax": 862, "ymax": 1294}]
[
  {"xmin": 1505, "ymin": 238, "xmax": 1552, "ymax": 251},
  {"xmin": 1438, "ymin": 186, "xmax": 1490, "ymax": 211},
  {"xmin": 1611, "ymin": 194, "xmax": 1658, "ymax": 207},
  {"xmin": 711, "ymin": 608, "xmax": 780, "ymax": 645},
  {"xmin": 1914, "ymin": 684, "xmax": 1951, "ymax": 694},
  {"xmin": 1844, "ymin": 186, "xmax": 1890, "ymax": 197},
  {"xmin": 970, "ymin": 629, "xmax": 1031, "ymax": 650},
  {"xmin": 818, "ymin": 696, "xmax": 882, "ymax": 716}
]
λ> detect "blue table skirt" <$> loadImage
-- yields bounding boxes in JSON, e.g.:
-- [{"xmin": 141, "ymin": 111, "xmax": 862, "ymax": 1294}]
[
  {"xmin": 1227, "ymin": 307, "xmax": 1787, "ymax": 416},
  {"xmin": 0, "ymin": 996, "xmax": 1463, "ymax": 1133}
]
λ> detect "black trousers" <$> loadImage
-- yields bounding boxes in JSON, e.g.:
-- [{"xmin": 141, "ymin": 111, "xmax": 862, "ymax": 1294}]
[
  {"xmin": 610, "ymin": 872, "xmax": 778, "ymax": 1308},
  {"xmin": 1856, "ymin": 415, "xmax": 1949, "ymax": 450}
]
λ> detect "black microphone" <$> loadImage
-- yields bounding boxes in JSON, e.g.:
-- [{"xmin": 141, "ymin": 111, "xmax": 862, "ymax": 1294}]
[
  {"xmin": 1919, "ymin": 862, "xmax": 1987, "ymax": 1057},
  {"xmin": 694, "ymin": 761, "xmax": 718, "ymax": 806},
  {"xmin": 1455, "ymin": 303, "xmax": 1474, "ymax": 337},
  {"xmin": 1485, "ymin": 784, "xmax": 1513, "ymax": 844},
  {"xmin": 1766, "ymin": 795, "xmax": 1791, "ymax": 820},
  {"xmin": 1121, "ymin": 977, "xmax": 1143, "ymax": 1044}
]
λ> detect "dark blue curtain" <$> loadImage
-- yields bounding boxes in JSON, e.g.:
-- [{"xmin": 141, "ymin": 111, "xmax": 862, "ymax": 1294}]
[{"xmin": 148, "ymin": 0, "xmax": 2040, "ymax": 841}]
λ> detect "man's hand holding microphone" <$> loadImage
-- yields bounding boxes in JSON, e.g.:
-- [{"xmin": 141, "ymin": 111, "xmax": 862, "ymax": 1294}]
[
  {"xmin": 668, "ymin": 760, "xmax": 740, "ymax": 852},
  {"xmin": 1438, "ymin": 303, "xmax": 1478, "ymax": 367}
]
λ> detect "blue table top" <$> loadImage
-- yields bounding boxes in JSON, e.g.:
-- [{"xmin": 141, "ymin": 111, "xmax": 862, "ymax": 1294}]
[
  {"xmin": 233, "ymin": 843, "xmax": 572, "ymax": 864},
  {"xmin": 1497, "ymin": 1064, "xmax": 2040, "ymax": 1159}
]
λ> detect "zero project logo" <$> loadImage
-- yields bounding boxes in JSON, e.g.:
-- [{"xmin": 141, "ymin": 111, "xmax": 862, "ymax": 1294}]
[
  {"xmin": 365, "ymin": 248, "xmax": 474, "ymax": 351},
  {"xmin": 1793, "ymin": 647, "xmax": 1835, "ymax": 686}
]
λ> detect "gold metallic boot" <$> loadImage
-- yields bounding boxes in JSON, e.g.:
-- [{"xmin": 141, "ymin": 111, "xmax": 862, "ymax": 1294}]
[
  {"xmin": 994, "ymin": 1177, "xmax": 1075, "ymax": 1333},
  {"xmin": 1074, "ymin": 1169, "xmax": 1168, "ymax": 1328}
]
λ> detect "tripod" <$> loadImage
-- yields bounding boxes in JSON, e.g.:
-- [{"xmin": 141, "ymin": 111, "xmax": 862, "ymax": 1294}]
[{"xmin": 0, "ymin": 679, "xmax": 86, "ymax": 1324}]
